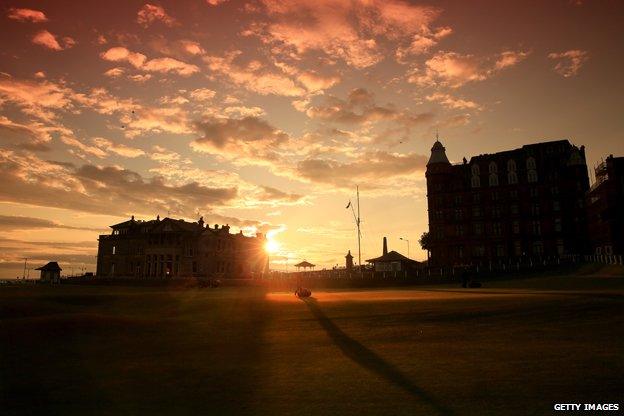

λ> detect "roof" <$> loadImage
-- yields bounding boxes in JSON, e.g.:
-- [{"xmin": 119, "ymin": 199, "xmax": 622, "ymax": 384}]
[
  {"xmin": 366, "ymin": 251, "xmax": 419, "ymax": 264},
  {"xmin": 36, "ymin": 261, "xmax": 62, "ymax": 271},
  {"xmin": 294, "ymin": 261, "xmax": 315, "ymax": 268},
  {"xmin": 427, "ymin": 140, "xmax": 450, "ymax": 166}
]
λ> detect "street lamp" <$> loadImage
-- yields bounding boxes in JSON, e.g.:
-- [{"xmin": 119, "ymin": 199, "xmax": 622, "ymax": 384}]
[{"xmin": 400, "ymin": 237, "xmax": 410, "ymax": 259}]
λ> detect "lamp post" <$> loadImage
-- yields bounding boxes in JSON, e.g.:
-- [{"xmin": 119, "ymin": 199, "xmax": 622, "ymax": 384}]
[{"xmin": 400, "ymin": 237, "xmax": 410, "ymax": 259}]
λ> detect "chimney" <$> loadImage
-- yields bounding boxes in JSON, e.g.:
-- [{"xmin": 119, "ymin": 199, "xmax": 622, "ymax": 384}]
[{"xmin": 383, "ymin": 237, "xmax": 388, "ymax": 255}]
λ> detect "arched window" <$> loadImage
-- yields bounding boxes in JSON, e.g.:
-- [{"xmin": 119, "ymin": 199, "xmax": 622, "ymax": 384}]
[
  {"xmin": 488, "ymin": 161, "xmax": 498, "ymax": 174},
  {"xmin": 471, "ymin": 164, "xmax": 480, "ymax": 176},
  {"xmin": 471, "ymin": 175, "xmax": 481, "ymax": 188},
  {"xmin": 527, "ymin": 169, "xmax": 538, "ymax": 183},
  {"xmin": 526, "ymin": 157, "xmax": 536, "ymax": 170},
  {"xmin": 489, "ymin": 173, "xmax": 499, "ymax": 186},
  {"xmin": 508, "ymin": 171, "xmax": 518, "ymax": 184},
  {"xmin": 507, "ymin": 159, "xmax": 516, "ymax": 172}
]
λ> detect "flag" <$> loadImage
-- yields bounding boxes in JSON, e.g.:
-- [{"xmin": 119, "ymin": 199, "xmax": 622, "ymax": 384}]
[{"xmin": 345, "ymin": 201, "xmax": 351, "ymax": 209}]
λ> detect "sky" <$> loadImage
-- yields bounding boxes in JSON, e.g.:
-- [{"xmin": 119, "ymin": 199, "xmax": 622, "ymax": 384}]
[{"xmin": 0, "ymin": 0, "xmax": 623, "ymax": 278}]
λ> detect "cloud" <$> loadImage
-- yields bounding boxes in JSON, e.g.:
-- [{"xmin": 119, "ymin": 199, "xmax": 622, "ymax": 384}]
[
  {"xmin": 204, "ymin": 52, "xmax": 306, "ymax": 96},
  {"xmin": 0, "ymin": 116, "xmax": 52, "ymax": 151},
  {"xmin": 0, "ymin": 150, "xmax": 238, "ymax": 218},
  {"xmin": 207, "ymin": 0, "xmax": 229, "ymax": 5},
  {"xmin": 548, "ymin": 50, "xmax": 588, "ymax": 77},
  {"xmin": 92, "ymin": 138, "xmax": 146, "ymax": 158},
  {"xmin": 101, "ymin": 47, "xmax": 198, "ymax": 76},
  {"xmin": 409, "ymin": 50, "xmax": 529, "ymax": 88},
  {"xmin": 295, "ymin": 151, "xmax": 428, "ymax": 189},
  {"xmin": 250, "ymin": 0, "xmax": 442, "ymax": 68},
  {"xmin": 101, "ymin": 46, "xmax": 147, "ymax": 68},
  {"xmin": 6, "ymin": 8, "xmax": 48, "ymax": 23},
  {"xmin": 257, "ymin": 185, "xmax": 304, "ymax": 204},
  {"xmin": 189, "ymin": 88, "xmax": 216, "ymax": 101},
  {"xmin": 0, "ymin": 215, "xmax": 103, "ymax": 232},
  {"xmin": 426, "ymin": 92, "xmax": 481, "ymax": 110},
  {"xmin": 0, "ymin": 78, "xmax": 75, "ymax": 121},
  {"xmin": 303, "ymin": 88, "xmax": 433, "ymax": 131},
  {"xmin": 191, "ymin": 116, "xmax": 288, "ymax": 165},
  {"xmin": 142, "ymin": 57, "xmax": 199, "ymax": 76},
  {"xmin": 396, "ymin": 26, "xmax": 452, "ymax": 60},
  {"xmin": 137, "ymin": 4, "xmax": 177, "ymax": 27},
  {"xmin": 32, "ymin": 30, "xmax": 75, "ymax": 51}
]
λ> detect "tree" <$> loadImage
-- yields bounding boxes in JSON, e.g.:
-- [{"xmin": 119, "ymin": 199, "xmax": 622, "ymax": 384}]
[{"xmin": 419, "ymin": 231, "xmax": 432, "ymax": 260}]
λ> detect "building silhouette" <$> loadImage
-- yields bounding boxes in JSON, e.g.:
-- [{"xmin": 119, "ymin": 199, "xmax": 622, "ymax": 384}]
[
  {"xmin": 36, "ymin": 262, "xmax": 62, "ymax": 284},
  {"xmin": 96, "ymin": 216, "xmax": 268, "ymax": 279},
  {"xmin": 586, "ymin": 155, "xmax": 624, "ymax": 255},
  {"xmin": 426, "ymin": 138, "xmax": 589, "ymax": 266},
  {"xmin": 366, "ymin": 237, "xmax": 419, "ymax": 271}
]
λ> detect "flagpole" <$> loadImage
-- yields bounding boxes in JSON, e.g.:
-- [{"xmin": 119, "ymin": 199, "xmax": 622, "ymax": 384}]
[{"xmin": 357, "ymin": 185, "xmax": 361, "ymax": 269}]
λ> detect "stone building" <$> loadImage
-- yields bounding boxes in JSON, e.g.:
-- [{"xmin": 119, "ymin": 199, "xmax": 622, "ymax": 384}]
[
  {"xmin": 426, "ymin": 138, "xmax": 589, "ymax": 266},
  {"xmin": 586, "ymin": 155, "xmax": 624, "ymax": 255},
  {"xmin": 96, "ymin": 216, "xmax": 268, "ymax": 279}
]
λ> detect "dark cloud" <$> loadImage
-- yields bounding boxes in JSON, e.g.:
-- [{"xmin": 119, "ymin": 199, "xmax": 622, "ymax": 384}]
[
  {"xmin": 0, "ymin": 215, "xmax": 105, "ymax": 232},
  {"xmin": 296, "ymin": 151, "xmax": 428, "ymax": 188}
]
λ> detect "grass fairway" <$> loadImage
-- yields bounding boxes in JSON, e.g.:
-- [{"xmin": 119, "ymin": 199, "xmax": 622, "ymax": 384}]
[{"xmin": 1, "ymin": 275, "xmax": 623, "ymax": 415}]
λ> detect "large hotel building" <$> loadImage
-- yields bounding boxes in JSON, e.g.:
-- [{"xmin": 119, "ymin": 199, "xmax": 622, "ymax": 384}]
[
  {"xmin": 96, "ymin": 216, "xmax": 269, "ymax": 279},
  {"xmin": 426, "ymin": 138, "xmax": 590, "ymax": 266}
]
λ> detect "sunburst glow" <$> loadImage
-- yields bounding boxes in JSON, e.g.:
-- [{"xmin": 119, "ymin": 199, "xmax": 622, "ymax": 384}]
[{"xmin": 265, "ymin": 239, "xmax": 280, "ymax": 254}]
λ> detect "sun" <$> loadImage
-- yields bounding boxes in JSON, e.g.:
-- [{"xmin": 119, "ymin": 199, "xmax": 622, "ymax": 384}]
[{"xmin": 264, "ymin": 239, "xmax": 280, "ymax": 254}]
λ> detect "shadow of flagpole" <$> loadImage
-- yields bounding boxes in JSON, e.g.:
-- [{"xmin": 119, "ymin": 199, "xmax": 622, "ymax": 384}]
[{"xmin": 303, "ymin": 297, "xmax": 454, "ymax": 416}]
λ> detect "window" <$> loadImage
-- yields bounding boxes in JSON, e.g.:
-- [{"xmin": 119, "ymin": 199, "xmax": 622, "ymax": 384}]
[
  {"xmin": 471, "ymin": 164, "xmax": 480, "ymax": 176},
  {"xmin": 112, "ymin": 245, "xmax": 116, "ymax": 255},
  {"xmin": 491, "ymin": 206, "xmax": 501, "ymax": 218},
  {"xmin": 507, "ymin": 171, "xmax": 518, "ymax": 184},
  {"xmin": 551, "ymin": 186, "xmax": 559, "ymax": 196},
  {"xmin": 553, "ymin": 201, "xmax": 560, "ymax": 211},
  {"xmin": 532, "ymin": 221, "xmax": 541, "ymax": 235},
  {"xmin": 528, "ymin": 169, "xmax": 538, "ymax": 183},
  {"xmin": 526, "ymin": 157, "xmax": 536, "ymax": 170},
  {"xmin": 471, "ymin": 175, "xmax": 481, "ymax": 188},
  {"xmin": 531, "ymin": 203, "xmax": 540, "ymax": 216},
  {"xmin": 491, "ymin": 191, "xmax": 499, "ymax": 201},
  {"xmin": 488, "ymin": 161, "xmax": 498, "ymax": 174},
  {"xmin": 555, "ymin": 218, "xmax": 562, "ymax": 232},
  {"xmin": 493, "ymin": 222, "xmax": 502, "ymax": 236},
  {"xmin": 532, "ymin": 241, "xmax": 544, "ymax": 255},
  {"xmin": 454, "ymin": 195, "xmax": 462, "ymax": 205},
  {"xmin": 530, "ymin": 188, "xmax": 539, "ymax": 198},
  {"xmin": 511, "ymin": 204, "xmax": 519, "ymax": 215},
  {"xmin": 507, "ymin": 159, "xmax": 517, "ymax": 171},
  {"xmin": 454, "ymin": 209, "xmax": 463, "ymax": 220},
  {"xmin": 514, "ymin": 241, "xmax": 522, "ymax": 256},
  {"xmin": 474, "ymin": 223, "xmax": 483, "ymax": 235},
  {"xmin": 455, "ymin": 225, "xmax": 464, "ymax": 236},
  {"xmin": 474, "ymin": 245, "xmax": 485, "ymax": 257},
  {"xmin": 513, "ymin": 220, "xmax": 520, "ymax": 234},
  {"xmin": 473, "ymin": 206, "xmax": 481, "ymax": 218},
  {"xmin": 473, "ymin": 193, "xmax": 480, "ymax": 204},
  {"xmin": 496, "ymin": 245, "xmax": 505, "ymax": 257},
  {"xmin": 509, "ymin": 189, "xmax": 518, "ymax": 199},
  {"xmin": 489, "ymin": 173, "xmax": 499, "ymax": 186},
  {"xmin": 557, "ymin": 239, "xmax": 565, "ymax": 255}
]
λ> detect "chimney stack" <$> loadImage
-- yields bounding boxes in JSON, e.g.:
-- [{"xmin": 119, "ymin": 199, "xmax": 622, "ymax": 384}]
[{"xmin": 383, "ymin": 237, "xmax": 388, "ymax": 255}]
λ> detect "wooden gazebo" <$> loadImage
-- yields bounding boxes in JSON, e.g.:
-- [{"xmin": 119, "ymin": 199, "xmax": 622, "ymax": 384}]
[{"xmin": 294, "ymin": 260, "xmax": 315, "ymax": 271}]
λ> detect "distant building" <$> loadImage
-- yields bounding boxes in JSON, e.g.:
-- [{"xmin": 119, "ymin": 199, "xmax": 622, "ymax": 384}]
[
  {"xmin": 426, "ymin": 138, "xmax": 590, "ymax": 266},
  {"xmin": 36, "ymin": 262, "xmax": 62, "ymax": 284},
  {"xmin": 366, "ymin": 237, "xmax": 419, "ymax": 271},
  {"xmin": 345, "ymin": 250, "xmax": 354, "ymax": 270},
  {"xmin": 586, "ymin": 155, "xmax": 624, "ymax": 255},
  {"xmin": 96, "ymin": 216, "xmax": 268, "ymax": 279}
]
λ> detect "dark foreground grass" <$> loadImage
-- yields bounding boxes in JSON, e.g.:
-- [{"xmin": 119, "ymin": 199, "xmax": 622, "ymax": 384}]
[{"xmin": 1, "ymin": 275, "xmax": 623, "ymax": 416}]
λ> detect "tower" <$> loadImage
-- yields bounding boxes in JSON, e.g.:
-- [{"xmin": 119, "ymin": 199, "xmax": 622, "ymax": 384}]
[
  {"xmin": 425, "ymin": 136, "xmax": 453, "ymax": 266},
  {"xmin": 345, "ymin": 250, "xmax": 353, "ymax": 270}
]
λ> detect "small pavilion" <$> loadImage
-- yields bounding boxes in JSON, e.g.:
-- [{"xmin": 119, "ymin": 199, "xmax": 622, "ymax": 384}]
[
  {"xmin": 36, "ymin": 262, "xmax": 62, "ymax": 284},
  {"xmin": 294, "ymin": 260, "xmax": 316, "ymax": 271}
]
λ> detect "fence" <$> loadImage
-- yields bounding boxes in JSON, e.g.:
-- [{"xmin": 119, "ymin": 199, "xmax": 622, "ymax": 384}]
[{"xmin": 583, "ymin": 254, "xmax": 624, "ymax": 265}]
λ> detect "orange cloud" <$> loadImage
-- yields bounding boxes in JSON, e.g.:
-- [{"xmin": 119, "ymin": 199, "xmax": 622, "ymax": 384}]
[
  {"xmin": 32, "ymin": 30, "xmax": 63, "ymax": 51},
  {"xmin": 7, "ymin": 8, "xmax": 48, "ymax": 23},
  {"xmin": 101, "ymin": 47, "xmax": 198, "ymax": 76},
  {"xmin": 137, "ymin": 4, "xmax": 177, "ymax": 28},
  {"xmin": 548, "ymin": 50, "xmax": 588, "ymax": 77}
]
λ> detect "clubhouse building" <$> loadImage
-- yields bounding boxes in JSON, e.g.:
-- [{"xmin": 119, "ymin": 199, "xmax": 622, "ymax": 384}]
[{"xmin": 96, "ymin": 216, "xmax": 269, "ymax": 279}]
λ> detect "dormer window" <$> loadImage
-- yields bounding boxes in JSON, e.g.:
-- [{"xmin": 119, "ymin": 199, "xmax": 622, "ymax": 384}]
[
  {"xmin": 471, "ymin": 175, "xmax": 481, "ymax": 188},
  {"xmin": 489, "ymin": 173, "xmax": 499, "ymax": 186},
  {"xmin": 526, "ymin": 157, "xmax": 536, "ymax": 170},
  {"xmin": 508, "ymin": 171, "xmax": 518, "ymax": 184},
  {"xmin": 471, "ymin": 164, "xmax": 480, "ymax": 176},
  {"xmin": 507, "ymin": 159, "xmax": 516, "ymax": 171}
]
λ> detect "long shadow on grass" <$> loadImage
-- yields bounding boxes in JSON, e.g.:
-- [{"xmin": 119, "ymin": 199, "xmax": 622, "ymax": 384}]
[{"xmin": 304, "ymin": 297, "xmax": 453, "ymax": 416}]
